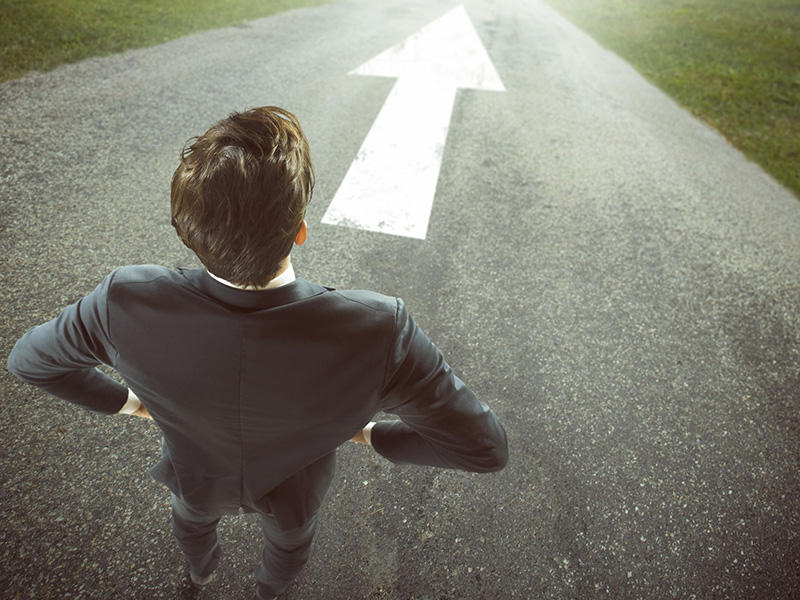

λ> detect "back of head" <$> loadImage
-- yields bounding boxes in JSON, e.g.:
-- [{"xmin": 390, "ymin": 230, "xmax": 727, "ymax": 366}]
[{"xmin": 171, "ymin": 106, "xmax": 314, "ymax": 288}]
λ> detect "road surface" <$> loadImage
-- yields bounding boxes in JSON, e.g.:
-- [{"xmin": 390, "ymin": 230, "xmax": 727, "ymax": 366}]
[{"xmin": 1, "ymin": 0, "xmax": 798, "ymax": 598}]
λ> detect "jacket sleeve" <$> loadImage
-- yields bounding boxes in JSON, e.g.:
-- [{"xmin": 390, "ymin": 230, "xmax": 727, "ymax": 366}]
[
  {"xmin": 371, "ymin": 299, "xmax": 508, "ymax": 473},
  {"xmin": 6, "ymin": 272, "xmax": 128, "ymax": 414}
]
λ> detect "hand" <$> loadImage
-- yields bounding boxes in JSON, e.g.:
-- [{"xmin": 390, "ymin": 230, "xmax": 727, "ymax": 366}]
[
  {"xmin": 131, "ymin": 404, "xmax": 153, "ymax": 420},
  {"xmin": 350, "ymin": 430, "xmax": 368, "ymax": 444},
  {"xmin": 350, "ymin": 422, "xmax": 376, "ymax": 445}
]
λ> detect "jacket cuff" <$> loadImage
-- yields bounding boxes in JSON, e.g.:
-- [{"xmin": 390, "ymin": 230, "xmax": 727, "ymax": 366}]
[{"xmin": 117, "ymin": 389, "xmax": 142, "ymax": 414}]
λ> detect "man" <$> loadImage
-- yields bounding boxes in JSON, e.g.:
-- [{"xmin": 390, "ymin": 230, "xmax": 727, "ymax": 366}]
[{"xmin": 7, "ymin": 106, "xmax": 508, "ymax": 599}]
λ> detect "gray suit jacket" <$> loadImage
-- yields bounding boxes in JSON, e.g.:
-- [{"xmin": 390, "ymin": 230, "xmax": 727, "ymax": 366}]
[{"xmin": 8, "ymin": 266, "xmax": 507, "ymax": 527}]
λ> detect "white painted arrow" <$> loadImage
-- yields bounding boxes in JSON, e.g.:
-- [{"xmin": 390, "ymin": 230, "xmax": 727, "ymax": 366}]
[{"xmin": 321, "ymin": 5, "xmax": 505, "ymax": 239}]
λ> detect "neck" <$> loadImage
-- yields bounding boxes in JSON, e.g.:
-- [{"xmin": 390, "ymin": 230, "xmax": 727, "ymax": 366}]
[
  {"xmin": 271, "ymin": 256, "xmax": 291, "ymax": 280},
  {"xmin": 208, "ymin": 257, "xmax": 295, "ymax": 291}
]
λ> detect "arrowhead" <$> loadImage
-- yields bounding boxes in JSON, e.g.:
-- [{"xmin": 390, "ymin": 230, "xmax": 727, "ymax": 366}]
[{"xmin": 350, "ymin": 5, "xmax": 505, "ymax": 91}]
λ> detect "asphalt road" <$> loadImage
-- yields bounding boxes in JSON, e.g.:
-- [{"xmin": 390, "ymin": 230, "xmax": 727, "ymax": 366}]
[{"xmin": 1, "ymin": 0, "xmax": 799, "ymax": 598}]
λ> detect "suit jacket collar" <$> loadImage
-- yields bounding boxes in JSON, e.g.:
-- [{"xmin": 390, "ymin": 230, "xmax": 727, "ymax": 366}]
[{"xmin": 177, "ymin": 267, "xmax": 328, "ymax": 310}]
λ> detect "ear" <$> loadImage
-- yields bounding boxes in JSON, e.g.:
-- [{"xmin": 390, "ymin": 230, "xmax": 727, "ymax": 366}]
[{"xmin": 295, "ymin": 220, "xmax": 308, "ymax": 246}]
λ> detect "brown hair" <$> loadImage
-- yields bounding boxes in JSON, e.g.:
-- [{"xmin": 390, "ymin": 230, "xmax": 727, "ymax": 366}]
[{"xmin": 170, "ymin": 106, "xmax": 314, "ymax": 287}]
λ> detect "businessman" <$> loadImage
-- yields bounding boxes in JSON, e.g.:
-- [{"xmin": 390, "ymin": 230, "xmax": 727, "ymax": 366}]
[{"xmin": 7, "ymin": 106, "xmax": 508, "ymax": 599}]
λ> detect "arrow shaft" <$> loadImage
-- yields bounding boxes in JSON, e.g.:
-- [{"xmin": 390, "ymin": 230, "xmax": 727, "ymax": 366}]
[{"xmin": 322, "ymin": 78, "xmax": 458, "ymax": 239}]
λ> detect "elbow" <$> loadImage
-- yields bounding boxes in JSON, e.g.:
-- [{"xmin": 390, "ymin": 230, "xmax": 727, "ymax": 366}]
[
  {"xmin": 483, "ymin": 441, "xmax": 509, "ymax": 472},
  {"xmin": 6, "ymin": 345, "xmax": 25, "ymax": 381},
  {"xmin": 482, "ymin": 422, "xmax": 509, "ymax": 472},
  {"xmin": 7, "ymin": 337, "xmax": 48, "ymax": 386},
  {"xmin": 464, "ymin": 420, "xmax": 509, "ymax": 473},
  {"xmin": 467, "ymin": 437, "xmax": 508, "ymax": 473}
]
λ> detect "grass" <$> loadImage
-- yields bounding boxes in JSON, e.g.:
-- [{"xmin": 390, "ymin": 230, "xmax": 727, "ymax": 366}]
[
  {"xmin": 0, "ymin": 0, "xmax": 331, "ymax": 82},
  {"xmin": 1, "ymin": 0, "xmax": 796, "ymax": 198},
  {"xmin": 544, "ymin": 0, "xmax": 800, "ymax": 198}
]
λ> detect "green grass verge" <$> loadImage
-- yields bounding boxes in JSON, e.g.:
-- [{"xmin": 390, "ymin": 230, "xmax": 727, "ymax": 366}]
[
  {"xmin": 0, "ymin": 0, "xmax": 331, "ymax": 82},
  {"xmin": 2, "ymin": 0, "xmax": 796, "ymax": 198},
  {"xmin": 544, "ymin": 0, "xmax": 800, "ymax": 198}
]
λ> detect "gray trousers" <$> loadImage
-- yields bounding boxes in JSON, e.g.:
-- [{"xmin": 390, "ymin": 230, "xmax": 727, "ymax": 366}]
[{"xmin": 170, "ymin": 493, "xmax": 319, "ymax": 598}]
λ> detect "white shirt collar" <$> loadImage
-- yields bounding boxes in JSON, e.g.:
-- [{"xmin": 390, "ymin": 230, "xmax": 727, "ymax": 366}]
[{"xmin": 207, "ymin": 263, "xmax": 296, "ymax": 290}]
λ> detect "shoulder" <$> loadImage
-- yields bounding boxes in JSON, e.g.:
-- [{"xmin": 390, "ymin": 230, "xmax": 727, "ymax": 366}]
[
  {"xmin": 100, "ymin": 265, "xmax": 190, "ymax": 301},
  {"xmin": 323, "ymin": 288, "xmax": 401, "ymax": 316},
  {"xmin": 108, "ymin": 265, "xmax": 182, "ymax": 285}
]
